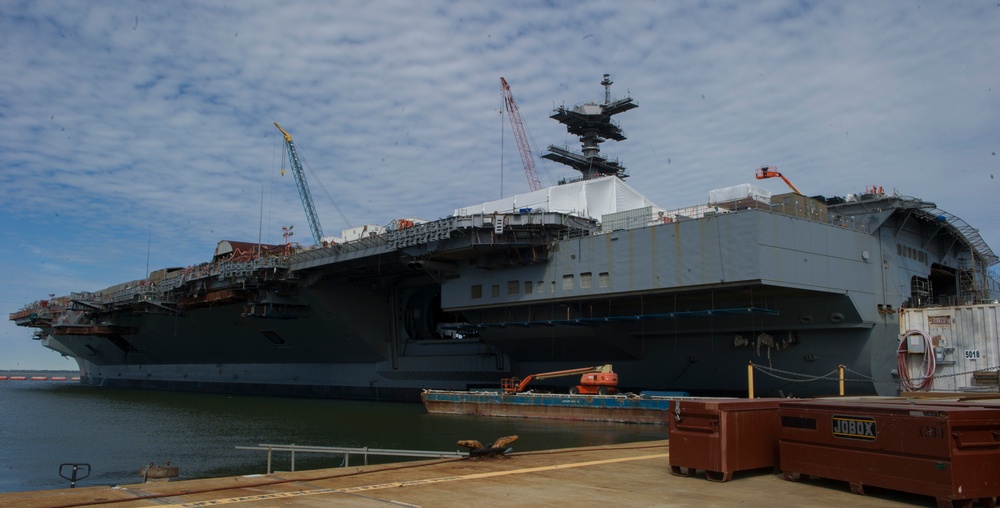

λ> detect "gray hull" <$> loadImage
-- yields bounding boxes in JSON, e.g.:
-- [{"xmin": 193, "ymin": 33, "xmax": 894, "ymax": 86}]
[{"xmin": 20, "ymin": 195, "xmax": 994, "ymax": 401}]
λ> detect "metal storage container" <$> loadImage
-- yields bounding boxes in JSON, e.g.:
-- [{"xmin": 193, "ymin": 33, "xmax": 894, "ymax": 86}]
[
  {"xmin": 668, "ymin": 398, "xmax": 782, "ymax": 481},
  {"xmin": 779, "ymin": 399, "xmax": 1000, "ymax": 507},
  {"xmin": 898, "ymin": 304, "xmax": 1000, "ymax": 392}
]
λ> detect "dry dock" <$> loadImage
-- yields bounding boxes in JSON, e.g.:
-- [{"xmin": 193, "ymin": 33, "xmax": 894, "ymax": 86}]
[{"xmin": 1, "ymin": 440, "xmax": 940, "ymax": 508}]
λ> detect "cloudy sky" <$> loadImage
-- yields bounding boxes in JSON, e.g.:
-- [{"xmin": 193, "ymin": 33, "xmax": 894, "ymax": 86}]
[{"xmin": 2, "ymin": 1, "xmax": 997, "ymax": 369}]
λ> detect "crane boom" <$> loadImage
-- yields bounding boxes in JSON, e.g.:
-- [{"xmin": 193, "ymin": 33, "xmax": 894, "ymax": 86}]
[
  {"xmin": 755, "ymin": 165, "xmax": 802, "ymax": 195},
  {"xmin": 274, "ymin": 122, "xmax": 324, "ymax": 245},
  {"xmin": 501, "ymin": 364, "xmax": 615, "ymax": 393},
  {"xmin": 500, "ymin": 77, "xmax": 543, "ymax": 192}
]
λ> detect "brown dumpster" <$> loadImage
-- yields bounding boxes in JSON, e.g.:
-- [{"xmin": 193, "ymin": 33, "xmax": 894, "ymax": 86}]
[
  {"xmin": 778, "ymin": 399, "xmax": 1000, "ymax": 508},
  {"xmin": 668, "ymin": 398, "xmax": 782, "ymax": 481}
]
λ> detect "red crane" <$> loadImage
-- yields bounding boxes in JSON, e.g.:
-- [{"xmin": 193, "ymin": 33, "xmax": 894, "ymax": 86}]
[{"xmin": 501, "ymin": 77, "xmax": 543, "ymax": 192}]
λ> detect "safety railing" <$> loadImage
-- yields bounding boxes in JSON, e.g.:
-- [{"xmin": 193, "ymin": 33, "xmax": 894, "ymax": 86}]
[
  {"xmin": 747, "ymin": 361, "xmax": 1000, "ymax": 398},
  {"xmin": 236, "ymin": 443, "xmax": 466, "ymax": 474}
]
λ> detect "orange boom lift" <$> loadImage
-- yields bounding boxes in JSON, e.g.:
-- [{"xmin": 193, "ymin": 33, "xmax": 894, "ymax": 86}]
[
  {"xmin": 501, "ymin": 364, "xmax": 618, "ymax": 395},
  {"xmin": 754, "ymin": 165, "xmax": 802, "ymax": 195}
]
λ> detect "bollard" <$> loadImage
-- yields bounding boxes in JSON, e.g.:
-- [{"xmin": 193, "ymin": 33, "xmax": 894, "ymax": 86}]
[
  {"xmin": 839, "ymin": 364, "xmax": 845, "ymax": 396},
  {"xmin": 747, "ymin": 361, "xmax": 755, "ymax": 399},
  {"xmin": 59, "ymin": 463, "xmax": 91, "ymax": 488}
]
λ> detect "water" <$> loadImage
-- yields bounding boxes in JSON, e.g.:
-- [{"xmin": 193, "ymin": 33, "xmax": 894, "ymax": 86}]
[{"xmin": 0, "ymin": 381, "xmax": 665, "ymax": 493}]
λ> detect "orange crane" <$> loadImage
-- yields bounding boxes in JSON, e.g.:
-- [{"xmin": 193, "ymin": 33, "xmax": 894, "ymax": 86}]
[
  {"xmin": 755, "ymin": 165, "xmax": 802, "ymax": 195},
  {"xmin": 500, "ymin": 77, "xmax": 543, "ymax": 192},
  {"xmin": 501, "ymin": 364, "xmax": 618, "ymax": 395}
]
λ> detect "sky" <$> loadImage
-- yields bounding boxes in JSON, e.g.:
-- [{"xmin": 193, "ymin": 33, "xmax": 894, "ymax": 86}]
[{"xmin": 1, "ymin": 1, "xmax": 998, "ymax": 369}]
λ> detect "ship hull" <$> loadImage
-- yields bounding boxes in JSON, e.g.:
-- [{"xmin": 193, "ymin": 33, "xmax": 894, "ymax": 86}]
[
  {"xmin": 441, "ymin": 207, "xmax": 904, "ymax": 399},
  {"xmin": 34, "ymin": 207, "xmax": 928, "ymax": 401},
  {"xmin": 17, "ymin": 181, "xmax": 997, "ymax": 402},
  {"xmin": 53, "ymin": 322, "xmax": 881, "ymax": 401}
]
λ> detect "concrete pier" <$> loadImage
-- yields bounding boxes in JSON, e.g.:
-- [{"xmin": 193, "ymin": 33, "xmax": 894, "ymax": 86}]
[{"xmin": 0, "ymin": 440, "xmax": 938, "ymax": 507}]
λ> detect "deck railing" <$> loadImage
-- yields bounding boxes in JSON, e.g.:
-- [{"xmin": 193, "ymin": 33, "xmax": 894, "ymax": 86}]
[{"xmin": 235, "ymin": 443, "xmax": 466, "ymax": 473}]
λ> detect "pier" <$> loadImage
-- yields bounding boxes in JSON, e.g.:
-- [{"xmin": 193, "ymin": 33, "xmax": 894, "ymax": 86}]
[{"xmin": 0, "ymin": 440, "xmax": 938, "ymax": 507}]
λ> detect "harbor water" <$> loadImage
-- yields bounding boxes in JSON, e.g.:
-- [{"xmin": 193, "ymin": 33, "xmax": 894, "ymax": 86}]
[{"xmin": 0, "ymin": 380, "xmax": 665, "ymax": 493}]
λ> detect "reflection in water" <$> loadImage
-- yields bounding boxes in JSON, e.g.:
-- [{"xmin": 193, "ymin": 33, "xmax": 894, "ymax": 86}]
[{"xmin": 0, "ymin": 383, "xmax": 664, "ymax": 492}]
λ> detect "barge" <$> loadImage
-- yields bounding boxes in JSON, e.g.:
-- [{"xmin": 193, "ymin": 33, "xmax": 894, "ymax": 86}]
[{"xmin": 420, "ymin": 389, "xmax": 688, "ymax": 424}]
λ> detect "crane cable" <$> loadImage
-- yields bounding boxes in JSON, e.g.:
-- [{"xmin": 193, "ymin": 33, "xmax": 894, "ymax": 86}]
[
  {"xmin": 280, "ymin": 138, "xmax": 353, "ymax": 231},
  {"xmin": 295, "ymin": 147, "xmax": 352, "ymax": 230}
]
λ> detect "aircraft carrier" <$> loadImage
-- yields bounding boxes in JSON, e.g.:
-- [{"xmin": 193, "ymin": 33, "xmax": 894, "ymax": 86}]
[{"xmin": 10, "ymin": 75, "xmax": 1000, "ymax": 401}]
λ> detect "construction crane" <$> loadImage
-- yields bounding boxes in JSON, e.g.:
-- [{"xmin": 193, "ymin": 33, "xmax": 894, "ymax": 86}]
[
  {"xmin": 501, "ymin": 364, "xmax": 618, "ymax": 395},
  {"xmin": 755, "ymin": 165, "xmax": 802, "ymax": 195},
  {"xmin": 274, "ymin": 122, "xmax": 324, "ymax": 245},
  {"xmin": 500, "ymin": 77, "xmax": 543, "ymax": 192}
]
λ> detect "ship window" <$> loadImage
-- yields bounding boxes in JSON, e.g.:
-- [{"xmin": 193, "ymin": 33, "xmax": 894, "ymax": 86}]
[
  {"xmin": 471, "ymin": 285, "xmax": 482, "ymax": 299},
  {"xmin": 537, "ymin": 281, "xmax": 544, "ymax": 293},
  {"xmin": 562, "ymin": 274, "xmax": 574, "ymax": 290},
  {"xmin": 897, "ymin": 244, "xmax": 903, "ymax": 256},
  {"xmin": 492, "ymin": 285, "xmax": 500, "ymax": 298},
  {"xmin": 580, "ymin": 272, "xmax": 592, "ymax": 288},
  {"xmin": 524, "ymin": 281, "xmax": 533, "ymax": 294},
  {"xmin": 507, "ymin": 281, "xmax": 519, "ymax": 295},
  {"xmin": 551, "ymin": 281, "xmax": 556, "ymax": 293},
  {"xmin": 599, "ymin": 272, "xmax": 610, "ymax": 288}
]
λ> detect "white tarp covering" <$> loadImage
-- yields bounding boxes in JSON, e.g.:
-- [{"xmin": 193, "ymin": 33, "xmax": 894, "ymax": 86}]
[
  {"xmin": 708, "ymin": 184, "xmax": 771, "ymax": 206},
  {"xmin": 454, "ymin": 176, "xmax": 662, "ymax": 221},
  {"xmin": 327, "ymin": 224, "xmax": 386, "ymax": 244}
]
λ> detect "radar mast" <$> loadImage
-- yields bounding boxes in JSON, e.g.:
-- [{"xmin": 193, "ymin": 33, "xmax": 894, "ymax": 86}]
[{"xmin": 543, "ymin": 74, "xmax": 638, "ymax": 180}]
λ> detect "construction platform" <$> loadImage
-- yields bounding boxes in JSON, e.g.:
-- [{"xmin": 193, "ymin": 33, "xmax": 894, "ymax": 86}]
[{"xmin": 1, "ymin": 440, "xmax": 945, "ymax": 507}]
